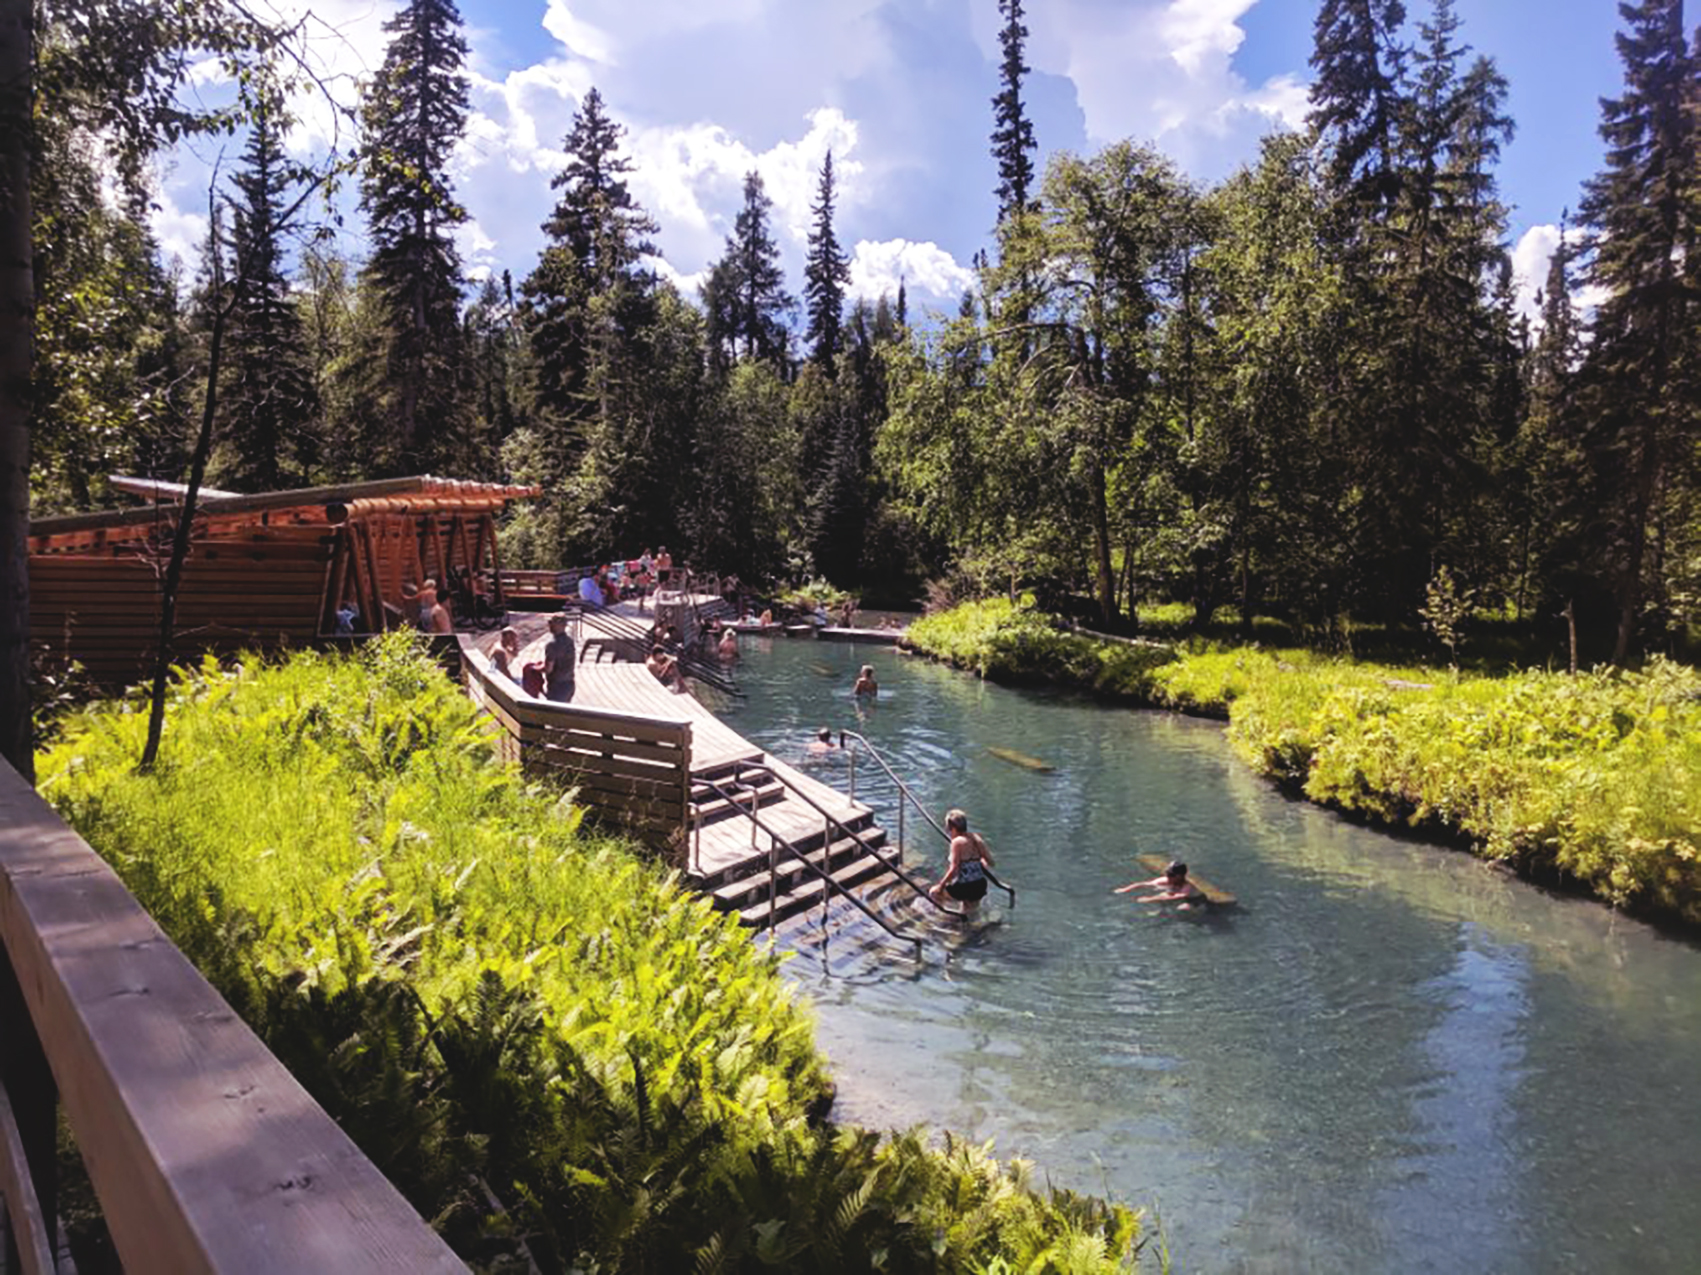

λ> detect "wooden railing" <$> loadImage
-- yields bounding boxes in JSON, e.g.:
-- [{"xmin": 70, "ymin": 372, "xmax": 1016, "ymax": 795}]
[
  {"xmin": 460, "ymin": 643, "xmax": 692, "ymax": 852},
  {"xmin": 0, "ymin": 760, "xmax": 465, "ymax": 1274}
]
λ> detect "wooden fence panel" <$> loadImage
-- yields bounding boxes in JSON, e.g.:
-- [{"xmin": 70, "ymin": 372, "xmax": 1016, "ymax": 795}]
[{"xmin": 461, "ymin": 643, "xmax": 691, "ymax": 849}]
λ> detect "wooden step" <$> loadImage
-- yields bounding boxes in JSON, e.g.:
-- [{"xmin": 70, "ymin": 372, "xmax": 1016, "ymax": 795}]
[
  {"xmin": 689, "ymin": 775, "xmax": 785, "ymax": 824},
  {"xmin": 736, "ymin": 847, "xmax": 909, "ymax": 929},
  {"xmin": 712, "ymin": 830, "xmax": 890, "ymax": 914}
]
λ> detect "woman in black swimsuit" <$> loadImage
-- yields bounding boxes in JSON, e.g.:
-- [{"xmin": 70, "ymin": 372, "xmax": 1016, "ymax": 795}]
[{"xmin": 928, "ymin": 809, "xmax": 995, "ymax": 916}]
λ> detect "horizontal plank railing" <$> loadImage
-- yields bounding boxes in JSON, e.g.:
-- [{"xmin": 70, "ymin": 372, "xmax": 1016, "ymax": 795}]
[
  {"xmin": 460, "ymin": 642, "xmax": 692, "ymax": 851},
  {"xmin": 0, "ymin": 759, "xmax": 466, "ymax": 1274}
]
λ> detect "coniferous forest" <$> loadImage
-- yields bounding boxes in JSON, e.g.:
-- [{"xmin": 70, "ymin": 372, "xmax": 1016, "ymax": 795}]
[
  {"xmin": 5, "ymin": 0, "xmax": 1698, "ymax": 693},
  {"xmin": 0, "ymin": 0, "xmax": 1698, "ymax": 760}
]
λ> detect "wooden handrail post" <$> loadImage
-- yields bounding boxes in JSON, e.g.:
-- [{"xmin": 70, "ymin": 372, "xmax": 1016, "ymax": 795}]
[{"xmin": 0, "ymin": 937, "xmax": 55, "ymax": 1274}]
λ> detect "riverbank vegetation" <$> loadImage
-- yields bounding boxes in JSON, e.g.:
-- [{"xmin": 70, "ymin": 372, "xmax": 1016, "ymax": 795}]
[
  {"xmin": 37, "ymin": 638, "xmax": 1146, "ymax": 1272},
  {"xmin": 908, "ymin": 599, "xmax": 1701, "ymax": 927}
]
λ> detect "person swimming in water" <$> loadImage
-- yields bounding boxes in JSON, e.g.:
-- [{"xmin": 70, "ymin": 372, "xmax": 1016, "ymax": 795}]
[
  {"xmin": 928, "ymin": 809, "xmax": 994, "ymax": 916},
  {"xmin": 1114, "ymin": 860, "xmax": 1206, "ymax": 909},
  {"xmin": 853, "ymin": 664, "xmax": 878, "ymax": 696},
  {"xmin": 806, "ymin": 727, "xmax": 839, "ymax": 754}
]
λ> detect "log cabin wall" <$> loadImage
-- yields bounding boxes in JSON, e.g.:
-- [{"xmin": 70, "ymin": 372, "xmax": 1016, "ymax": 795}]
[
  {"xmin": 29, "ymin": 521, "xmax": 336, "ymax": 687},
  {"xmin": 28, "ymin": 477, "xmax": 535, "ymax": 687}
]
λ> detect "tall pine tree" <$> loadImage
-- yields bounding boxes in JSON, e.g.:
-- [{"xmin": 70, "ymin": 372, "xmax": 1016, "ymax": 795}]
[
  {"xmin": 221, "ymin": 91, "xmax": 317, "ymax": 491},
  {"xmin": 704, "ymin": 171, "xmax": 792, "ymax": 370},
  {"xmin": 522, "ymin": 86, "xmax": 658, "ymax": 432},
  {"xmin": 802, "ymin": 150, "xmax": 850, "ymax": 373},
  {"xmin": 359, "ymin": 0, "xmax": 471, "ymax": 476},
  {"xmin": 1575, "ymin": 0, "xmax": 1698, "ymax": 660},
  {"xmin": 990, "ymin": 0, "xmax": 1037, "ymax": 223}
]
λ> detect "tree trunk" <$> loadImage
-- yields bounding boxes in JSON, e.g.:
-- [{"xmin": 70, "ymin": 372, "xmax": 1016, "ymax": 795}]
[
  {"xmin": 1090, "ymin": 459, "xmax": 1114, "ymax": 627},
  {"xmin": 0, "ymin": 0, "xmax": 34, "ymax": 782}
]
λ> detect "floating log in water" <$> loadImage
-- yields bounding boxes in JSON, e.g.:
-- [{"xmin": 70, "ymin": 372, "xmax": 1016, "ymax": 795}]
[
  {"xmin": 1135, "ymin": 853, "xmax": 1237, "ymax": 907},
  {"xmin": 988, "ymin": 746, "xmax": 1055, "ymax": 773}
]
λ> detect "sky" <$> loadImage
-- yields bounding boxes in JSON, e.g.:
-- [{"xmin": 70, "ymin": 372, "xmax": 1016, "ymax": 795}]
[{"xmin": 154, "ymin": 0, "xmax": 1630, "ymax": 325}]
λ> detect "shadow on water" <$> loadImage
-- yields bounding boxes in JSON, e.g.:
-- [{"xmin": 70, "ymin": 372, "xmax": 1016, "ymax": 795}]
[{"xmin": 722, "ymin": 640, "xmax": 1701, "ymax": 1275}]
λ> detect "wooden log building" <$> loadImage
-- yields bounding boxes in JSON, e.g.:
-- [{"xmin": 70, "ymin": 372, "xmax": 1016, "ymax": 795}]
[{"xmin": 28, "ymin": 475, "xmax": 539, "ymax": 687}]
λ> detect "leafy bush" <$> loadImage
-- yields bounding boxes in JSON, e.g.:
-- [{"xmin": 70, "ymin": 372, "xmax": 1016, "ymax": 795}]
[
  {"xmin": 910, "ymin": 601, "xmax": 1701, "ymax": 927},
  {"xmin": 37, "ymin": 635, "xmax": 1147, "ymax": 1272}
]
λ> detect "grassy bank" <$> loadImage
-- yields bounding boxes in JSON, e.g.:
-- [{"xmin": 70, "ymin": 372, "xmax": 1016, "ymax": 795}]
[
  {"xmin": 907, "ymin": 600, "xmax": 1701, "ymax": 927},
  {"xmin": 37, "ymin": 636, "xmax": 1146, "ymax": 1273}
]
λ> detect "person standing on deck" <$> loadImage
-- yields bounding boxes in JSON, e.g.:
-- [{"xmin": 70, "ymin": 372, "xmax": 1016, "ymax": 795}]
[
  {"xmin": 544, "ymin": 614, "xmax": 576, "ymax": 703},
  {"xmin": 421, "ymin": 580, "xmax": 453, "ymax": 634}
]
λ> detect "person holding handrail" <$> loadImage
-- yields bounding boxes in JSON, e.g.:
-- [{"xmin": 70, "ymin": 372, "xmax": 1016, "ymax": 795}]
[{"xmin": 928, "ymin": 809, "xmax": 995, "ymax": 916}]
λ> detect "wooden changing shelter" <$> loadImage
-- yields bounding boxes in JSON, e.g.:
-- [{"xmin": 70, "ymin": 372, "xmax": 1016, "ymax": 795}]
[{"xmin": 29, "ymin": 475, "xmax": 539, "ymax": 686}]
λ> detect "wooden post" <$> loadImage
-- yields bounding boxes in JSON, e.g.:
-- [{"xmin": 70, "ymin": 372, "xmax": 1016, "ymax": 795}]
[{"xmin": 0, "ymin": 938, "xmax": 55, "ymax": 1274}]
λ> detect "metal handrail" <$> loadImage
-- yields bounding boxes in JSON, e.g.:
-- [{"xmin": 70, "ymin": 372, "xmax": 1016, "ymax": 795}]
[
  {"xmin": 725, "ymin": 758, "xmax": 957, "ymax": 918},
  {"xmin": 693, "ymin": 772, "xmax": 924, "ymax": 961},
  {"xmin": 835, "ymin": 729, "xmax": 1017, "ymax": 907}
]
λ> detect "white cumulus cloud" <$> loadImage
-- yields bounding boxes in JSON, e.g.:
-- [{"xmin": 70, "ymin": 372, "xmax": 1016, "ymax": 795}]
[{"xmin": 848, "ymin": 239, "xmax": 975, "ymax": 306}]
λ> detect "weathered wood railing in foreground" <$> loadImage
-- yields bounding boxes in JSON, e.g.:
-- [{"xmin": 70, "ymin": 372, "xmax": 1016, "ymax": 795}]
[
  {"xmin": 0, "ymin": 760, "xmax": 466, "ymax": 1274},
  {"xmin": 461, "ymin": 642, "xmax": 692, "ymax": 852}
]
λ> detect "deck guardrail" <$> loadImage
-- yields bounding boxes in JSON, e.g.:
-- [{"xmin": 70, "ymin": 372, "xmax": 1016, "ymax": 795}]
[
  {"xmin": 0, "ymin": 758, "xmax": 465, "ymax": 1274},
  {"xmin": 460, "ymin": 641, "xmax": 693, "ymax": 850}
]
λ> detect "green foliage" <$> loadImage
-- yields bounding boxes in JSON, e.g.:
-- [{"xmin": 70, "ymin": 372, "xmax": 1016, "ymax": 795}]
[
  {"xmin": 37, "ymin": 637, "xmax": 1147, "ymax": 1271},
  {"xmin": 909, "ymin": 601, "xmax": 1701, "ymax": 927}
]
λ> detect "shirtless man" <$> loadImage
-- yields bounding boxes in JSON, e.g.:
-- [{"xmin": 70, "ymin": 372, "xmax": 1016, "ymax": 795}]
[{"xmin": 1114, "ymin": 860, "xmax": 1206, "ymax": 909}]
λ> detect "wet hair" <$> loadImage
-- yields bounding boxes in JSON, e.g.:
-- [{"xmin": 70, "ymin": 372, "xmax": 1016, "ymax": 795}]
[
  {"xmin": 652, "ymin": 644, "xmax": 667, "ymax": 657},
  {"xmin": 1165, "ymin": 860, "xmax": 1188, "ymax": 880},
  {"xmin": 817, "ymin": 727, "xmax": 832, "ymax": 743},
  {"xmin": 945, "ymin": 809, "xmax": 968, "ymax": 835}
]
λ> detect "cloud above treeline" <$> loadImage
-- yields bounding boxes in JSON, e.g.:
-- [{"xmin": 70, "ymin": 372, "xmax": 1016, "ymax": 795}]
[{"xmin": 155, "ymin": 0, "xmax": 1318, "ymax": 313}]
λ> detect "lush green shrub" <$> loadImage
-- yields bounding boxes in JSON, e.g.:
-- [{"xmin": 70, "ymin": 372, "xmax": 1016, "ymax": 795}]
[
  {"xmin": 37, "ymin": 636, "xmax": 1147, "ymax": 1273},
  {"xmin": 910, "ymin": 601, "xmax": 1701, "ymax": 927}
]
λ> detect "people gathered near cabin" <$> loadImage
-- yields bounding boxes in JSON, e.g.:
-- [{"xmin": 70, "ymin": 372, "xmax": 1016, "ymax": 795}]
[
  {"xmin": 853, "ymin": 664, "xmax": 878, "ymax": 697},
  {"xmin": 1115, "ymin": 861, "xmax": 1206, "ymax": 909},
  {"xmin": 420, "ymin": 579, "xmax": 452, "ymax": 634},
  {"xmin": 543, "ymin": 614, "xmax": 576, "ymax": 703},
  {"xmin": 928, "ymin": 809, "xmax": 994, "ymax": 915}
]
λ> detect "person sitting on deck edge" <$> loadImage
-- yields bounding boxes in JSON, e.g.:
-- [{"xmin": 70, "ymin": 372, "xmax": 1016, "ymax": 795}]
[
  {"xmin": 928, "ymin": 809, "xmax": 995, "ymax": 916},
  {"xmin": 1115, "ymin": 860, "xmax": 1206, "ymax": 909},
  {"xmin": 577, "ymin": 570, "xmax": 604, "ymax": 609}
]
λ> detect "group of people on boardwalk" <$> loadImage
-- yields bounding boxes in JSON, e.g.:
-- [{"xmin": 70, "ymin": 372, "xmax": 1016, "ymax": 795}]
[{"xmin": 487, "ymin": 618, "xmax": 576, "ymax": 703}]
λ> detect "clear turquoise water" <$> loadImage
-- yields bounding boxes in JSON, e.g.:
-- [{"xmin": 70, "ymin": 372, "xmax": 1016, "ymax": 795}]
[{"xmin": 718, "ymin": 637, "xmax": 1701, "ymax": 1273}]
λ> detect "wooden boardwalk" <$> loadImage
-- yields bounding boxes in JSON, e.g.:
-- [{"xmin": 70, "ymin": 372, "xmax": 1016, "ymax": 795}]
[{"xmin": 572, "ymin": 662, "xmax": 760, "ymax": 776}]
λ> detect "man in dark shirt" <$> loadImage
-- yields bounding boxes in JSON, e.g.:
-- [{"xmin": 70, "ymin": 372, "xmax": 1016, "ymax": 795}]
[{"xmin": 544, "ymin": 614, "xmax": 576, "ymax": 703}]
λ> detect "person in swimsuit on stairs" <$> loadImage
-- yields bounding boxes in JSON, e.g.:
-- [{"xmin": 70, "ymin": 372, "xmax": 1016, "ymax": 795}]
[{"xmin": 928, "ymin": 809, "xmax": 995, "ymax": 916}]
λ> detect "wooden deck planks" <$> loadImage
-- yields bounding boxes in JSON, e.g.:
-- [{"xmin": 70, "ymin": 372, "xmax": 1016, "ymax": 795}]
[{"xmin": 572, "ymin": 663, "xmax": 759, "ymax": 775}]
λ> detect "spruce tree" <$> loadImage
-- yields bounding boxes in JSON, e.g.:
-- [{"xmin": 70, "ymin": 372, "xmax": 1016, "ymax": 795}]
[
  {"xmin": 522, "ymin": 87, "xmax": 658, "ymax": 428},
  {"xmin": 359, "ymin": 0, "xmax": 471, "ymax": 475},
  {"xmin": 1308, "ymin": 0, "xmax": 1408, "ymax": 215},
  {"xmin": 705, "ymin": 171, "xmax": 792, "ymax": 370},
  {"xmin": 990, "ymin": 0, "xmax": 1037, "ymax": 222},
  {"xmin": 222, "ymin": 94, "xmax": 317, "ymax": 491},
  {"xmin": 1575, "ymin": 0, "xmax": 1698, "ymax": 661},
  {"xmin": 802, "ymin": 150, "xmax": 850, "ymax": 372}
]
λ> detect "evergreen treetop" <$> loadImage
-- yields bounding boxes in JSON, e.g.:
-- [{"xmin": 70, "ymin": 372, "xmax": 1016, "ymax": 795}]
[
  {"xmin": 803, "ymin": 150, "xmax": 851, "ymax": 372},
  {"xmin": 990, "ymin": 0, "xmax": 1037, "ymax": 222}
]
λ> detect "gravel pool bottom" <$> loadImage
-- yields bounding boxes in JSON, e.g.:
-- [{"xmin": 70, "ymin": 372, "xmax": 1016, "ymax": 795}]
[{"xmin": 716, "ymin": 638, "xmax": 1701, "ymax": 1273}]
